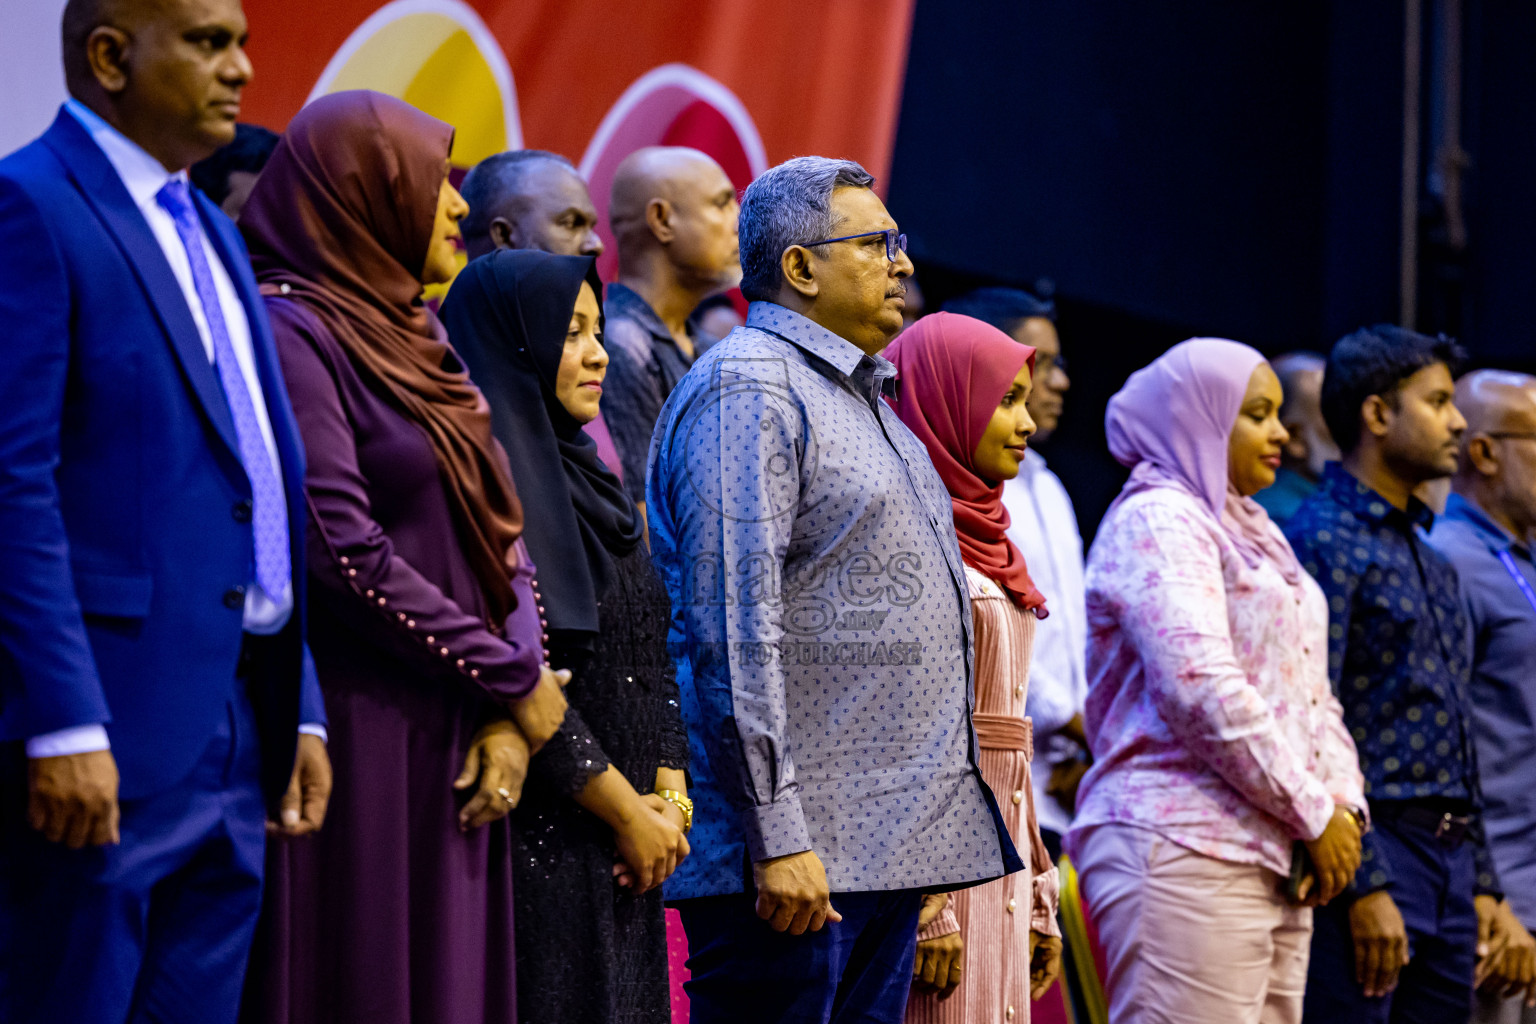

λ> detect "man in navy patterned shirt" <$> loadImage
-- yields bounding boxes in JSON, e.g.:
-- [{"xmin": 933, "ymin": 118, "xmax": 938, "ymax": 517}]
[
  {"xmin": 649, "ymin": 156, "xmax": 1019, "ymax": 1024},
  {"xmin": 605, "ymin": 147, "xmax": 741, "ymax": 506},
  {"xmin": 1290, "ymin": 325, "xmax": 1510, "ymax": 1024}
]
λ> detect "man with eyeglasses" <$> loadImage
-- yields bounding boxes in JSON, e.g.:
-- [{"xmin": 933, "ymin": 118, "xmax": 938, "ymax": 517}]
[
  {"xmin": 942, "ymin": 289, "xmax": 1086, "ymax": 843},
  {"xmin": 1427, "ymin": 370, "xmax": 1536, "ymax": 1023},
  {"xmin": 647, "ymin": 156, "xmax": 1020, "ymax": 1024}
]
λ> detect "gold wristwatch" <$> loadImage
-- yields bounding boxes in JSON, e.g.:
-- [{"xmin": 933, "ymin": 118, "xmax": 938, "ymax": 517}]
[{"xmin": 656, "ymin": 789, "xmax": 694, "ymax": 833}]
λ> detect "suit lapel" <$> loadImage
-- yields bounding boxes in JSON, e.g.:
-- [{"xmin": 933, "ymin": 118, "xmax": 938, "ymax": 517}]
[{"xmin": 42, "ymin": 112, "xmax": 241, "ymax": 458}]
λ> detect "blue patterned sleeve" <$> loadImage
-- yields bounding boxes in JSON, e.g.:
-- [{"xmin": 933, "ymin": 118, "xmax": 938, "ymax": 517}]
[
  {"xmin": 648, "ymin": 363, "xmax": 812, "ymax": 863},
  {"xmin": 1286, "ymin": 512, "xmax": 1394, "ymax": 895},
  {"xmin": 1286, "ymin": 516, "xmax": 1357, "ymax": 692},
  {"xmin": 1472, "ymin": 821, "xmax": 1503, "ymax": 897}
]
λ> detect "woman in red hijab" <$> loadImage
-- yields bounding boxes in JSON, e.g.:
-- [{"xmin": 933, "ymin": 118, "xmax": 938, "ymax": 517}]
[{"xmin": 885, "ymin": 312, "xmax": 1063, "ymax": 1024}]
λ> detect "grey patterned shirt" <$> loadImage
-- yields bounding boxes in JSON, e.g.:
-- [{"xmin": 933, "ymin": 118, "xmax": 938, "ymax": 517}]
[{"xmin": 648, "ymin": 301, "xmax": 1020, "ymax": 897}]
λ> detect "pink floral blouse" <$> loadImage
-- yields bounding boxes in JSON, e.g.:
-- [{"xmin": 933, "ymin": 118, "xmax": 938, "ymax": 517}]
[{"xmin": 1067, "ymin": 486, "xmax": 1365, "ymax": 875}]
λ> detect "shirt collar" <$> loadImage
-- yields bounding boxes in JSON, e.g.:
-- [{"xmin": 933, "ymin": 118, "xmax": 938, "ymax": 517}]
[
  {"xmin": 1319, "ymin": 462, "xmax": 1435, "ymax": 532},
  {"xmin": 605, "ymin": 282, "xmax": 694, "ymax": 347},
  {"xmin": 1271, "ymin": 465, "xmax": 1316, "ymax": 497},
  {"xmin": 64, "ymin": 99, "xmax": 187, "ymax": 209},
  {"xmin": 745, "ymin": 301, "xmax": 894, "ymax": 387},
  {"xmin": 1442, "ymin": 492, "xmax": 1528, "ymax": 558}
]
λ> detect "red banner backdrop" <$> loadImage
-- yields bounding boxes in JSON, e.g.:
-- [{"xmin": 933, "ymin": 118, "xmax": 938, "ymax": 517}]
[{"xmin": 239, "ymin": 0, "xmax": 915, "ymax": 274}]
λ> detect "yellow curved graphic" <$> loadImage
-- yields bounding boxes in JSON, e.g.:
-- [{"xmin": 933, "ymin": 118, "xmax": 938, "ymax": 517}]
[
  {"xmin": 310, "ymin": 1, "xmax": 524, "ymax": 295},
  {"xmin": 311, "ymin": 4, "xmax": 518, "ymax": 168},
  {"xmin": 403, "ymin": 31, "xmax": 504, "ymax": 168}
]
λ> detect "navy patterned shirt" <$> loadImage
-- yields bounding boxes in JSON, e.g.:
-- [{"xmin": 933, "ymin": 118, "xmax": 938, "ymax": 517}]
[
  {"xmin": 648, "ymin": 302, "xmax": 1020, "ymax": 898},
  {"xmin": 1285, "ymin": 464, "xmax": 1499, "ymax": 895},
  {"xmin": 601, "ymin": 282, "xmax": 707, "ymax": 503}
]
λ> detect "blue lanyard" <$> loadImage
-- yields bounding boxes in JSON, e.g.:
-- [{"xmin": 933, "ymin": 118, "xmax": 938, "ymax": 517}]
[{"xmin": 1497, "ymin": 549, "xmax": 1536, "ymax": 616}]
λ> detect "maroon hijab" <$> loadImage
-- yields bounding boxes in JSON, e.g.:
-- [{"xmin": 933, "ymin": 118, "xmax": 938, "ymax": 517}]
[
  {"xmin": 884, "ymin": 312, "xmax": 1047, "ymax": 614},
  {"xmin": 240, "ymin": 90, "xmax": 524, "ymax": 628}
]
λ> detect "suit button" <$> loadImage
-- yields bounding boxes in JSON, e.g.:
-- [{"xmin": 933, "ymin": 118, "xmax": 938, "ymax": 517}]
[
  {"xmin": 224, "ymin": 585, "xmax": 246, "ymax": 609},
  {"xmin": 233, "ymin": 499, "xmax": 253, "ymax": 523}
]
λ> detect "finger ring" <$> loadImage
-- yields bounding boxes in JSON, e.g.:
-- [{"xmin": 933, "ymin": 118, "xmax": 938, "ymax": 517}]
[{"xmin": 496, "ymin": 787, "xmax": 515, "ymax": 807}]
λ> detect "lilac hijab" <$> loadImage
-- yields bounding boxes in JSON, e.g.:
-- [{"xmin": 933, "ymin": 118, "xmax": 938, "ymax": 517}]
[{"xmin": 1105, "ymin": 337, "xmax": 1301, "ymax": 582}]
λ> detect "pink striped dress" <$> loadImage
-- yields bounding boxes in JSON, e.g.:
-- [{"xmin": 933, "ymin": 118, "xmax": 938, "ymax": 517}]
[{"xmin": 907, "ymin": 567, "xmax": 1062, "ymax": 1024}]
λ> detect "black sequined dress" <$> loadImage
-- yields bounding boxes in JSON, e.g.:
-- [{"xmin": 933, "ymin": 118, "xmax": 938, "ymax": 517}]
[{"xmin": 509, "ymin": 545, "xmax": 690, "ymax": 1024}]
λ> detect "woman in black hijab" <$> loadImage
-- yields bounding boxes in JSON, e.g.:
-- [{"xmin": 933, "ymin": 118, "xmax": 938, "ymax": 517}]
[{"xmin": 440, "ymin": 250, "xmax": 691, "ymax": 1024}]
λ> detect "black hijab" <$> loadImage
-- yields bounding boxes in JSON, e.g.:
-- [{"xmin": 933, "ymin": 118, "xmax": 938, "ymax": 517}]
[{"xmin": 439, "ymin": 250, "xmax": 642, "ymax": 640}]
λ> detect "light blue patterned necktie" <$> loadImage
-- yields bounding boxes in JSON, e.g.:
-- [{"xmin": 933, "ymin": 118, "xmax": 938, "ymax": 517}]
[{"xmin": 156, "ymin": 179, "xmax": 289, "ymax": 604}]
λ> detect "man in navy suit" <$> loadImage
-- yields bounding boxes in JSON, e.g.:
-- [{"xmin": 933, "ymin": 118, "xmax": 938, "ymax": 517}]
[{"xmin": 0, "ymin": 1, "xmax": 331, "ymax": 1021}]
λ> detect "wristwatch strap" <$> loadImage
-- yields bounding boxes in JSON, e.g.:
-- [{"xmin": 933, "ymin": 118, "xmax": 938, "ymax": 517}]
[{"xmin": 656, "ymin": 789, "xmax": 693, "ymax": 833}]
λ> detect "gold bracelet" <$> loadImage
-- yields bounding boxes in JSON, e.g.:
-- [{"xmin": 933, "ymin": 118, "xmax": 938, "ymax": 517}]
[{"xmin": 656, "ymin": 789, "xmax": 694, "ymax": 833}]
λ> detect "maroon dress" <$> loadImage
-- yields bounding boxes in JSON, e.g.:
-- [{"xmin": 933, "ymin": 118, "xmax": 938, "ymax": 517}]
[{"xmin": 243, "ymin": 299, "xmax": 545, "ymax": 1024}]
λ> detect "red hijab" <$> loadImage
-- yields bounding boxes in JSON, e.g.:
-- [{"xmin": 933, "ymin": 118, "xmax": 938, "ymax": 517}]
[{"xmin": 884, "ymin": 312, "xmax": 1047, "ymax": 614}]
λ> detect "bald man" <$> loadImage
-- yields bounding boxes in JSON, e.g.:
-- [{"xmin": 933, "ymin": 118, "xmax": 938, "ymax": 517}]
[
  {"xmin": 1427, "ymin": 371, "xmax": 1536, "ymax": 1022},
  {"xmin": 603, "ymin": 146, "xmax": 740, "ymax": 502},
  {"xmin": 1256, "ymin": 351, "xmax": 1342, "ymax": 524},
  {"xmin": 0, "ymin": 1, "xmax": 328, "ymax": 1021}
]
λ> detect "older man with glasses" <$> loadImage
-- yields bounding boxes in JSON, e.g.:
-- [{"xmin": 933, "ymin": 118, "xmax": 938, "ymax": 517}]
[
  {"xmin": 1427, "ymin": 370, "xmax": 1536, "ymax": 1023},
  {"xmin": 647, "ymin": 156, "xmax": 1021, "ymax": 1024}
]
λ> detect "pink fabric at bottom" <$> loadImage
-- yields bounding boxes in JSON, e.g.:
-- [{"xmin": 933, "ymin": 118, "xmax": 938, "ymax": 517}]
[
  {"xmin": 906, "ymin": 573, "xmax": 1059, "ymax": 1024},
  {"xmin": 666, "ymin": 907, "xmax": 690, "ymax": 1024},
  {"xmin": 1074, "ymin": 824, "xmax": 1311, "ymax": 1024}
]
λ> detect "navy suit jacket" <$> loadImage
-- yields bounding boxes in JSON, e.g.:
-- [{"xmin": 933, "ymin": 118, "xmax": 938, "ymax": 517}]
[{"xmin": 0, "ymin": 109, "xmax": 324, "ymax": 808}]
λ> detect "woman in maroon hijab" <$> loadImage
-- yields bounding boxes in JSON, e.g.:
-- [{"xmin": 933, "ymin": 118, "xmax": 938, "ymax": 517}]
[
  {"xmin": 237, "ymin": 90, "xmax": 569, "ymax": 1024},
  {"xmin": 884, "ymin": 313, "xmax": 1063, "ymax": 1024}
]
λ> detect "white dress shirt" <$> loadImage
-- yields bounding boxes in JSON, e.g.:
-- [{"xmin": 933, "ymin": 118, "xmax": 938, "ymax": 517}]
[
  {"xmin": 27, "ymin": 103, "xmax": 314, "ymax": 758},
  {"xmin": 1003, "ymin": 453, "xmax": 1088, "ymax": 837}
]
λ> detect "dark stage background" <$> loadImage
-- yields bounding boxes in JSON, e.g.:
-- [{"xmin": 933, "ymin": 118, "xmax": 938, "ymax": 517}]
[{"xmin": 887, "ymin": 1, "xmax": 1536, "ymax": 541}]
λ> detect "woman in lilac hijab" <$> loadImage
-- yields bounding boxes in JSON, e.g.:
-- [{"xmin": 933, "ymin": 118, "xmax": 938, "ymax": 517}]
[{"xmin": 1065, "ymin": 339, "xmax": 1367, "ymax": 1024}]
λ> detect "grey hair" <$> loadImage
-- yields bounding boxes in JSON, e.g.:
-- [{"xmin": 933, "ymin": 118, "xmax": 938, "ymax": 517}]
[
  {"xmin": 738, "ymin": 156, "xmax": 876, "ymax": 302},
  {"xmin": 1271, "ymin": 350, "xmax": 1327, "ymax": 421}
]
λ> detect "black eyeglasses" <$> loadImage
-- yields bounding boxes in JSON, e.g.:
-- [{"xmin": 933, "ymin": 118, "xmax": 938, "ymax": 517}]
[
  {"xmin": 797, "ymin": 229, "xmax": 908, "ymax": 263},
  {"xmin": 1486, "ymin": 431, "xmax": 1536, "ymax": 442}
]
